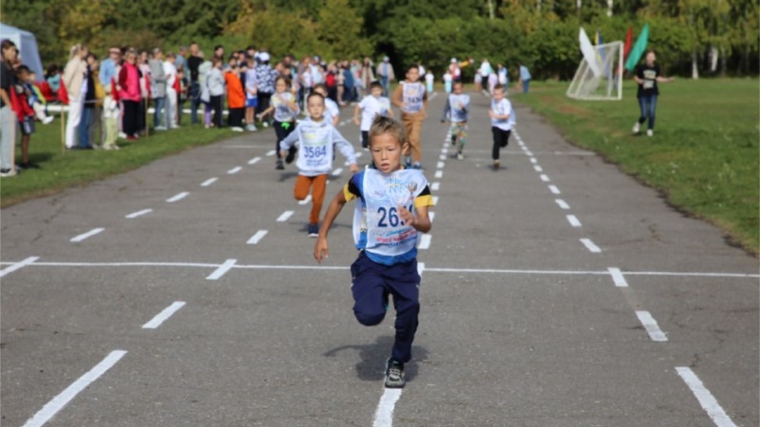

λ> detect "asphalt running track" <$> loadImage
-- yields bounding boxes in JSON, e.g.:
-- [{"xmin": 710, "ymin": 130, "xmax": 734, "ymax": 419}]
[{"xmin": 2, "ymin": 91, "xmax": 758, "ymax": 427}]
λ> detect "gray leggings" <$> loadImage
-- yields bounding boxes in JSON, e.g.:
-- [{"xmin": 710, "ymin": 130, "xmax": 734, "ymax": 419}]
[{"xmin": 0, "ymin": 105, "xmax": 16, "ymax": 170}]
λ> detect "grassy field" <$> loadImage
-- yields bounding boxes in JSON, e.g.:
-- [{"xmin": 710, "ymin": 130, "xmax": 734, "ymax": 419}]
[
  {"xmin": 513, "ymin": 78, "xmax": 759, "ymax": 254},
  {"xmin": 0, "ymin": 113, "xmax": 245, "ymax": 208}
]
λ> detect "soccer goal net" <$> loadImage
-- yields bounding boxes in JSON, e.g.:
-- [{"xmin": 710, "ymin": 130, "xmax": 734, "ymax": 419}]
[{"xmin": 566, "ymin": 41, "xmax": 624, "ymax": 101}]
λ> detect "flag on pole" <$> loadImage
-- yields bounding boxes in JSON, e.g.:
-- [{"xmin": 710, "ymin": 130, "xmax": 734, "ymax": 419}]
[
  {"xmin": 624, "ymin": 23, "xmax": 649, "ymax": 71},
  {"xmin": 623, "ymin": 25, "xmax": 633, "ymax": 60}
]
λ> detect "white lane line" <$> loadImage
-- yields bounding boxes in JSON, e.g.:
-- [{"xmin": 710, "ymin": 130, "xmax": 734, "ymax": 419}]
[
  {"xmin": 676, "ymin": 367, "xmax": 739, "ymax": 427},
  {"xmin": 635, "ymin": 311, "xmax": 668, "ymax": 342},
  {"xmin": 0, "ymin": 256, "xmax": 39, "ymax": 278},
  {"xmin": 530, "ymin": 158, "xmax": 537, "ymax": 164},
  {"xmin": 417, "ymin": 262, "xmax": 425, "ymax": 277},
  {"xmin": 580, "ymin": 238, "xmax": 602, "ymax": 253},
  {"xmin": 125, "ymin": 209, "xmax": 153, "ymax": 219},
  {"xmin": 277, "ymin": 211, "xmax": 294, "ymax": 222},
  {"xmin": 419, "ymin": 234, "xmax": 432, "ymax": 250},
  {"xmin": 429, "ymin": 212, "xmax": 436, "ymax": 222},
  {"xmin": 521, "ymin": 146, "xmax": 529, "ymax": 151},
  {"xmin": 166, "ymin": 192, "xmax": 189, "ymax": 203},
  {"xmin": 525, "ymin": 151, "xmax": 534, "ymax": 156},
  {"xmin": 434, "ymin": 170, "xmax": 443, "ymax": 178},
  {"xmin": 200, "ymin": 177, "xmax": 218, "ymax": 187},
  {"xmin": 555, "ymin": 199, "xmax": 570, "ymax": 210},
  {"xmin": 439, "ymin": 154, "xmax": 446, "ymax": 160},
  {"xmin": 70, "ymin": 228, "xmax": 105, "ymax": 243},
  {"xmin": 442, "ymin": 148, "xmax": 448, "ymax": 154},
  {"xmin": 20, "ymin": 350, "xmax": 127, "ymax": 427},
  {"xmin": 608, "ymin": 267, "xmax": 629, "ymax": 287},
  {"xmin": 206, "ymin": 259, "xmax": 237, "ymax": 280},
  {"xmin": 332, "ymin": 168, "xmax": 344, "ymax": 176},
  {"xmin": 432, "ymin": 196, "xmax": 439, "ymax": 205},
  {"xmin": 266, "ymin": 150, "xmax": 276, "ymax": 156},
  {"xmin": 248, "ymin": 157, "xmax": 262, "ymax": 165},
  {"xmin": 549, "ymin": 185, "xmax": 561, "ymax": 194},
  {"xmin": 566, "ymin": 215, "xmax": 582, "ymax": 227},
  {"xmin": 534, "ymin": 166, "xmax": 543, "ymax": 173},
  {"xmin": 142, "ymin": 301, "xmax": 186, "ymax": 329},
  {"xmin": 540, "ymin": 174, "xmax": 550, "ymax": 182},
  {"xmin": 372, "ymin": 388, "xmax": 402, "ymax": 427},
  {"xmin": 431, "ymin": 182, "xmax": 440, "ymax": 191},
  {"xmin": 429, "ymin": 92, "xmax": 438, "ymax": 100},
  {"xmin": 247, "ymin": 230, "xmax": 268, "ymax": 245},
  {"xmin": 436, "ymin": 161, "xmax": 445, "ymax": 169},
  {"xmin": 4, "ymin": 259, "xmax": 757, "ymax": 279},
  {"xmin": 299, "ymin": 195, "xmax": 312, "ymax": 205},
  {"xmin": 227, "ymin": 166, "xmax": 242, "ymax": 174},
  {"xmin": 356, "ymin": 152, "xmax": 363, "ymax": 158}
]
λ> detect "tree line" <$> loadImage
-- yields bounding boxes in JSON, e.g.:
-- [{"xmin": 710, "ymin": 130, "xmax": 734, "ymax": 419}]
[{"xmin": 5, "ymin": 0, "xmax": 758, "ymax": 79}]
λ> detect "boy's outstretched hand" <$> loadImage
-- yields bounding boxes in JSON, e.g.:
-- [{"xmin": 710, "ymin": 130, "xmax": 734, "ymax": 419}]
[
  {"xmin": 314, "ymin": 236, "xmax": 329, "ymax": 263},
  {"xmin": 349, "ymin": 163, "xmax": 360, "ymax": 173}
]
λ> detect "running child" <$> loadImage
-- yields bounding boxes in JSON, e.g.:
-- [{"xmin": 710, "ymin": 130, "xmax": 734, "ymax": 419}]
[
  {"xmin": 489, "ymin": 84, "xmax": 515, "ymax": 170},
  {"xmin": 440, "ymin": 81, "xmax": 470, "ymax": 160},
  {"xmin": 260, "ymin": 76, "xmax": 299, "ymax": 170},
  {"xmin": 392, "ymin": 65, "xmax": 427, "ymax": 169},
  {"xmin": 279, "ymin": 92, "xmax": 359, "ymax": 237},
  {"xmin": 354, "ymin": 81, "xmax": 393, "ymax": 150},
  {"xmin": 313, "ymin": 83, "xmax": 339, "ymax": 127},
  {"xmin": 314, "ymin": 115, "xmax": 433, "ymax": 389}
]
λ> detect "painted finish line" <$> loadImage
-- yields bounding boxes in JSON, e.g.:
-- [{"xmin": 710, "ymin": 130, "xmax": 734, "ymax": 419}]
[{"xmin": 0, "ymin": 260, "xmax": 757, "ymax": 280}]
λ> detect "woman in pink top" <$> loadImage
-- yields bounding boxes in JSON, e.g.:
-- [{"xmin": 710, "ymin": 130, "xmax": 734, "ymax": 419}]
[{"xmin": 119, "ymin": 50, "xmax": 142, "ymax": 140}]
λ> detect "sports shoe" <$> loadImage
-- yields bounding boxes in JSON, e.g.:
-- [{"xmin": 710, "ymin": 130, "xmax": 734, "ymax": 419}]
[
  {"xmin": 307, "ymin": 223, "xmax": 319, "ymax": 237},
  {"xmin": 493, "ymin": 160, "xmax": 500, "ymax": 170},
  {"xmin": 646, "ymin": 129, "xmax": 653, "ymax": 137},
  {"xmin": 42, "ymin": 116, "xmax": 54, "ymax": 125},
  {"xmin": 276, "ymin": 159, "xmax": 285, "ymax": 170},
  {"xmin": 285, "ymin": 148, "xmax": 297, "ymax": 164},
  {"xmin": 384, "ymin": 358, "xmax": 405, "ymax": 389},
  {"xmin": 632, "ymin": 122, "xmax": 641, "ymax": 134},
  {"xmin": 247, "ymin": 124, "xmax": 258, "ymax": 132},
  {"xmin": 412, "ymin": 163, "xmax": 422, "ymax": 170},
  {"xmin": 154, "ymin": 126, "xmax": 167, "ymax": 131},
  {"xmin": 231, "ymin": 126, "xmax": 244, "ymax": 132},
  {"xmin": 262, "ymin": 122, "xmax": 269, "ymax": 128},
  {"xmin": 456, "ymin": 151, "xmax": 464, "ymax": 160},
  {"xmin": 0, "ymin": 168, "xmax": 16, "ymax": 177}
]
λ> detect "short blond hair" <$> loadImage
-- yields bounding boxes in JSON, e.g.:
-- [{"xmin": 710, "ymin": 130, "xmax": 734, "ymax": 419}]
[{"xmin": 368, "ymin": 116, "xmax": 406, "ymax": 147}]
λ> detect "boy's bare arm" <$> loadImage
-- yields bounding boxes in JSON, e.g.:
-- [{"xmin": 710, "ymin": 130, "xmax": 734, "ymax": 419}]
[
  {"xmin": 314, "ymin": 190, "xmax": 348, "ymax": 263},
  {"xmin": 353, "ymin": 104, "xmax": 361, "ymax": 125},
  {"xmin": 399, "ymin": 204, "xmax": 431, "ymax": 234},
  {"xmin": 391, "ymin": 86, "xmax": 404, "ymax": 108}
]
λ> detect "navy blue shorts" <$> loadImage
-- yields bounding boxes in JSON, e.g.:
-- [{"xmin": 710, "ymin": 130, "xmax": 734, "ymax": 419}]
[
  {"xmin": 246, "ymin": 98, "xmax": 258, "ymax": 108},
  {"xmin": 350, "ymin": 251, "xmax": 420, "ymax": 363}
]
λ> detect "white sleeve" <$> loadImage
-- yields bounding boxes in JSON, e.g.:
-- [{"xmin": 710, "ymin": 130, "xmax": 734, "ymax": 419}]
[{"xmin": 279, "ymin": 126, "xmax": 300, "ymax": 151}]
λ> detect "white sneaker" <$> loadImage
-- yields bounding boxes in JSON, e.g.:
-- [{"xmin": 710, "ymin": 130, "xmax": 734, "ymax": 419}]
[
  {"xmin": 456, "ymin": 152, "xmax": 464, "ymax": 160},
  {"xmin": 247, "ymin": 124, "xmax": 257, "ymax": 132},
  {"xmin": 42, "ymin": 116, "xmax": 54, "ymax": 125},
  {"xmin": 646, "ymin": 129, "xmax": 653, "ymax": 137},
  {"xmin": 262, "ymin": 122, "xmax": 269, "ymax": 128},
  {"xmin": 231, "ymin": 127, "xmax": 244, "ymax": 132},
  {"xmin": 632, "ymin": 122, "xmax": 640, "ymax": 134},
  {"xmin": 118, "ymin": 132, "xmax": 127, "ymax": 139},
  {"xmin": 154, "ymin": 126, "xmax": 167, "ymax": 131}
]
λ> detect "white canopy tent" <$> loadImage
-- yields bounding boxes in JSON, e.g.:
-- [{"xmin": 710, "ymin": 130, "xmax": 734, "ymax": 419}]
[{"xmin": 0, "ymin": 23, "xmax": 44, "ymax": 81}]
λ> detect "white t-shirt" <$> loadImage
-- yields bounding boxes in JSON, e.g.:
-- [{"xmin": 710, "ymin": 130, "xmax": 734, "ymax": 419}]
[
  {"xmin": 245, "ymin": 69, "xmax": 258, "ymax": 99},
  {"xmin": 447, "ymin": 94, "xmax": 470, "ymax": 123},
  {"xmin": 491, "ymin": 98, "xmax": 516, "ymax": 130},
  {"xmin": 163, "ymin": 61, "xmax": 177, "ymax": 89},
  {"xmin": 323, "ymin": 97, "xmax": 340, "ymax": 125},
  {"xmin": 271, "ymin": 92, "xmax": 299, "ymax": 122},
  {"xmin": 278, "ymin": 118, "xmax": 357, "ymax": 176},
  {"xmin": 358, "ymin": 95, "xmax": 391, "ymax": 131}
]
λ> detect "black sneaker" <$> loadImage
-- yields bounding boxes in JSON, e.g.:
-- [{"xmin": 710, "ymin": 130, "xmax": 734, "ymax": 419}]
[
  {"xmin": 276, "ymin": 159, "xmax": 285, "ymax": 170},
  {"xmin": 385, "ymin": 358, "xmax": 405, "ymax": 388},
  {"xmin": 307, "ymin": 223, "xmax": 319, "ymax": 237},
  {"xmin": 19, "ymin": 162, "xmax": 40, "ymax": 169},
  {"xmin": 285, "ymin": 147, "xmax": 297, "ymax": 164}
]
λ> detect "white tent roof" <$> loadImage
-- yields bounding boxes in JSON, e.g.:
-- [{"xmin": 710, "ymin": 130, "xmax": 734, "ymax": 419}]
[{"xmin": 0, "ymin": 23, "xmax": 44, "ymax": 82}]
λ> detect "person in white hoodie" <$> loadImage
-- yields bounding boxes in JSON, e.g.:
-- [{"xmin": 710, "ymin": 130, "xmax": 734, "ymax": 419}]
[
  {"xmin": 163, "ymin": 53, "xmax": 179, "ymax": 129},
  {"xmin": 206, "ymin": 57, "xmax": 225, "ymax": 128}
]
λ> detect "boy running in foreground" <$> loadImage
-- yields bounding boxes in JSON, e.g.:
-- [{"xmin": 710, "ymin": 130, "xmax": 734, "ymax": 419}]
[{"xmin": 314, "ymin": 116, "xmax": 433, "ymax": 388}]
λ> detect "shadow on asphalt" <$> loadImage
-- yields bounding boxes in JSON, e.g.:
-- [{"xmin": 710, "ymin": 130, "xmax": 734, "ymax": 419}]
[{"xmin": 323, "ymin": 335, "xmax": 428, "ymax": 383}]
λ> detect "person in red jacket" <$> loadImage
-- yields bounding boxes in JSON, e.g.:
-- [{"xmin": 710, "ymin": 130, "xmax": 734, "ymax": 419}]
[{"xmin": 119, "ymin": 50, "xmax": 142, "ymax": 140}]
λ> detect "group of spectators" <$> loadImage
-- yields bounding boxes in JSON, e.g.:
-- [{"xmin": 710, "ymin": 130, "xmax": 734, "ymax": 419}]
[{"xmin": 1, "ymin": 36, "xmax": 530, "ymax": 179}]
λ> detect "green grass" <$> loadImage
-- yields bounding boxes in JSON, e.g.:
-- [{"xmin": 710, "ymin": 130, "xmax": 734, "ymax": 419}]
[
  {"xmin": 513, "ymin": 78, "xmax": 759, "ymax": 254},
  {"xmin": 0, "ymin": 113, "xmax": 245, "ymax": 207}
]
